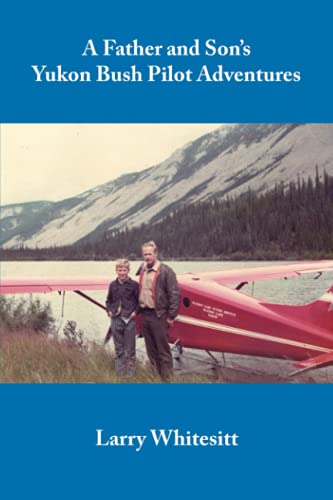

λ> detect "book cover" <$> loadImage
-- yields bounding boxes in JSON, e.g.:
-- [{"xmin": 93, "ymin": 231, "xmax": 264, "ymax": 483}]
[{"xmin": 1, "ymin": 1, "xmax": 332, "ymax": 499}]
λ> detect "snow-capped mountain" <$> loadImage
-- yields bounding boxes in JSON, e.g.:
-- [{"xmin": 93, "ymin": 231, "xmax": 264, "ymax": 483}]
[{"xmin": 2, "ymin": 123, "xmax": 333, "ymax": 249}]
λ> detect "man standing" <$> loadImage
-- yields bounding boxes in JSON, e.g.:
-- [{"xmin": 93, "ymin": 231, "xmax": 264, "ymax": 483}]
[
  {"xmin": 139, "ymin": 241, "xmax": 180, "ymax": 381},
  {"xmin": 106, "ymin": 259, "xmax": 139, "ymax": 377}
]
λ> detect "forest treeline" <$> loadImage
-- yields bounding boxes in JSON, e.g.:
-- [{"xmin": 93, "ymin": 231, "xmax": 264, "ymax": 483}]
[{"xmin": 1, "ymin": 170, "xmax": 333, "ymax": 260}]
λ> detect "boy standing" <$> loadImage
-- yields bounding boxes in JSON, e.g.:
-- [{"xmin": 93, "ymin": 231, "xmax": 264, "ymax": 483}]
[{"xmin": 105, "ymin": 259, "xmax": 139, "ymax": 377}]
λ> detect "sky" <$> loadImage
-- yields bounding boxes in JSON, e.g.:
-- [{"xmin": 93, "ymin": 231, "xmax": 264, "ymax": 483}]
[{"xmin": 1, "ymin": 124, "xmax": 223, "ymax": 206}]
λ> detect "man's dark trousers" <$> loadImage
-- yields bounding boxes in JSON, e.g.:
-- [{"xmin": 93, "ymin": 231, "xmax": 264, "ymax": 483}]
[{"xmin": 141, "ymin": 310, "xmax": 173, "ymax": 381}]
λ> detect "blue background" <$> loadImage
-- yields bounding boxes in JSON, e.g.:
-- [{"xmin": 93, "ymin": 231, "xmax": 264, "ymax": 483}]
[
  {"xmin": 1, "ymin": 1, "xmax": 333, "ymax": 498},
  {"xmin": 1, "ymin": 384, "xmax": 332, "ymax": 499}
]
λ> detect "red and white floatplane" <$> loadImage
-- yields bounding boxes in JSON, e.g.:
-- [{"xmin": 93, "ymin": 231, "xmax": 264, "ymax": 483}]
[{"xmin": 1, "ymin": 260, "xmax": 333, "ymax": 376}]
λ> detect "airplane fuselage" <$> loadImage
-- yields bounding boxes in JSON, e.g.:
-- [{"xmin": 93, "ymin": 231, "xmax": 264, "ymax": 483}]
[{"xmin": 169, "ymin": 276, "xmax": 333, "ymax": 362}]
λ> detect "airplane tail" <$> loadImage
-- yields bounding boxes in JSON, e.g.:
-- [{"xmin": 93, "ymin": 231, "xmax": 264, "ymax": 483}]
[
  {"xmin": 264, "ymin": 285, "xmax": 333, "ymax": 375},
  {"xmin": 265, "ymin": 285, "xmax": 333, "ymax": 333},
  {"xmin": 302, "ymin": 285, "xmax": 333, "ymax": 332},
  {"xmin": 290, "ymin": 285, "xmax": 333, "ymax": 374}
]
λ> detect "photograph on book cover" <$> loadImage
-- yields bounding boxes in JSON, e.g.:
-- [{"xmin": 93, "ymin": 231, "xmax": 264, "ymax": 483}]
[{"xmin": 1, "ymin": 122, "xmax": 333, "ymax": 383}]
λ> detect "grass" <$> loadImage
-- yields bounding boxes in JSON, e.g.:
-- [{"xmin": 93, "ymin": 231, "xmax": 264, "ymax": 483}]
[
  {"xmin": 0, "ymin": 296, "xmax": 216, "ymax": 383},
  {"xmin": 0, "ymin": 330, "xmax": 152, "ymax": 383},
  {"xmin": 3, "ymin": 330, "xmax": 330, "ymax": 384},
  {"xmin": 0, "ymin": 330, "xmax": 216, "ymax": 383}
]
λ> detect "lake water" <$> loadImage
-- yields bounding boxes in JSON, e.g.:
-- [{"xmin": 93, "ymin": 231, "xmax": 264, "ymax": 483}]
[{"xmin": 2, "ymin": 260, "xmax": 333, "ymax": 382}]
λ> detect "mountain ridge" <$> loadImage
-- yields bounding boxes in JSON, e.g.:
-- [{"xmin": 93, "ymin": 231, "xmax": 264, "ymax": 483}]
[{"xmin": 1, "ymin": 123, "xmax": 333, "ymax": 249}]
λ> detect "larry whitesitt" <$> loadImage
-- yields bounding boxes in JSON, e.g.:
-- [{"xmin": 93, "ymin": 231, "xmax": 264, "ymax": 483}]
[{"xmin": 96, "ymin": 428, "xmax": 240, "ymax": 452}]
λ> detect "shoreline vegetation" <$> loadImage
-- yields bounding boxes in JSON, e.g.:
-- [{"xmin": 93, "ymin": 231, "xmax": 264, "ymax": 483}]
[
  {"xmin": 0, "ymin": 296, "xmax": 214, "ymax": 383},
  {"xmin": 0, "ymin": 331, "xmax": 169, "ymax": 383},
  {"xmin": 1, "ymin": 171, "xmax": 333, "ymax": 261}
]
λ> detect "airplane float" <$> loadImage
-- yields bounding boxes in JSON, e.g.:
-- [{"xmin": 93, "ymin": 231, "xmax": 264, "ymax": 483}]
[{"xmin": 1, "ymin": 260, "xmax": 333, "ymax": 377}]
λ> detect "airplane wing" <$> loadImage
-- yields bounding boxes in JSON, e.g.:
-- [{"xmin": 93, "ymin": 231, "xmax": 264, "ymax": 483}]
[
  {"xmin": 0, "ymin": 277, "xmax": 112, "ymax": 294},
  {"xmin": 2, "ymin": 261, "xmax": 333, "ymax": 294},
  {"xmin": 180, "ymin": 260, "xmax": 333, "ymax": 285}
]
